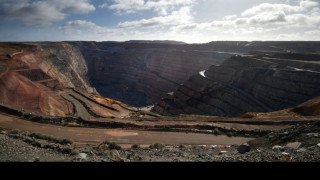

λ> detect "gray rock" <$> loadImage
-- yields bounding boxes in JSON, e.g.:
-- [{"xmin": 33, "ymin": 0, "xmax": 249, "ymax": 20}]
[
  {"xmin": 237, "ymin": 143, "xmax": 251, "ymax": 154},
  {"xmin": 109, "ymin": 150, "xmax": 124, "ymax": 162},
  {"xmin": 286, "ymin": 142, "xmax": 302, "ymax": 150},
  {"xmin": 219, "ymin": 151, "xmax": 227, "ymax": 155},
  {"xmin": 77, "ymin": 153, "xmax": 87, "ymax": 161},
  {"xmin": 272, "ymin": 145, "xmax": 285, "ymax": 152},
  {"xmin": 198, "ymin": 151, "xmax": 207, "ymax": 157},
  {"xmin": 257, "ymin": 149, "xmax": 262, "ymax": 152},
  {"xmin": 297, "ymin": 148, "xmax": 307, "ymax": 153},
  {"xmin": 281, "ymin": 152, "xmax": 290, "ymax": 156},
  {"xmin": 181, "ymin": 152, "xmax": 188, "ymax": 157},
  {"xmin": 306, "ymin": 133, "xmax": 319, "ymax": 138},
  {"xmin": 317, "ymin": 143, "xmax": 320, "ymax": 147}
]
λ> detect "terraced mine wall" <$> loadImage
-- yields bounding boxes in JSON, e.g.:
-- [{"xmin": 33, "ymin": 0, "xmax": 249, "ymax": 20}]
[
  {"xmin": 29, "ymin": 42, "xmax": 98, "ymax": 94},
  {"xmin": 2, "ymin": 41, "xmax": 320, "ymax": 117},
  {"xmin": 68, "ymin": 41, "xmax": 320, "ymax": 107},
  {"xmin": 69, "ymin": 41, "xmax": 234, "ymax": 107},
  {"xmin": 152, "ymin": 53, "xmax": 320, "ymax": 117}
]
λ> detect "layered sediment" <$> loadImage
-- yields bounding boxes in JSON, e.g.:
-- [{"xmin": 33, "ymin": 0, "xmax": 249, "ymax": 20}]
[
  {"xmin": 2, "ymin": 41, "xmax": 320, "ymax": 118},
  {"xmin": 29, "ymin": 42, "xmax": 98, "ymax": 94},
  {"xmin": 152, "ymin": 52, "xmax": 320, "ymax": 117},
  {"xmin": 69, "ymin": 41, "xmax": 233, "ymax": 107},
  {"xmin": 0, "ymin": 43, "xmax": 73, "ymax": 116},
  {"xmin": 0, "ymin": 42, "xmax": 143, "ymax": 118}
]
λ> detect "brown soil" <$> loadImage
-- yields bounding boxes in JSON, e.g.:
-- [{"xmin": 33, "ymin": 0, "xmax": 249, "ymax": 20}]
[{"xmin": 0, "ymin": 113, "xmax": 253, "ymax": 147}]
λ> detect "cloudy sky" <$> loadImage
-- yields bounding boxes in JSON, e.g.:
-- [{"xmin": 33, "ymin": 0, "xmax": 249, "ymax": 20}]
[{"xmin": 0, "ymin": 0, "xmax": 320, "ymax": 43}]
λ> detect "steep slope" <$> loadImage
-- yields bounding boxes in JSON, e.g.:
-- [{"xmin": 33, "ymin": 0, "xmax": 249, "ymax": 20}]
[
  {"xmin": 291, "ymin": 96, "xmax": 320, "ymax": 116},
  {"xmin": 0, "ymin": 43, "xmax": 73, "ymax": 116},
  {"xmin": 69, "ymin": 41, "xmax": 233, "ymax": 107},
  {"xmin": 2, "ymin": 41, "xmax": 320, "ymax": 118},
  {"xmin": 68, "ymin": 41, "xmax": 320, "ymax": 107},
  {"xmin": 27, "ymin": 42, "xmax": 98, "ymax": 94},
  {"xmin": 0, "ymin": 42, "xmax": 147, "ymax": 118},
  {"xmin": 152, "ymin": 52, "xmax": 320, "ymax": 116}
]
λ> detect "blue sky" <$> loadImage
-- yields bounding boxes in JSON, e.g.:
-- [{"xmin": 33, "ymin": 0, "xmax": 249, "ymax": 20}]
[{"xmin": 0, "ymin": 0, "xmax": 320, "ymax": 43}]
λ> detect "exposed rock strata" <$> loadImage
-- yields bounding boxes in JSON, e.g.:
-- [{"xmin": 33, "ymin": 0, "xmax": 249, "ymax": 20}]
[
  {"xmin": 2, "ymin": 41, "xmax": 320, "ymax": 118},
  {"xmin": 69, "ymin": 41, "xmax": 233, "ymax": 107},
  {"xmin": 29, "ymin": 42, "xmax": 97, "ymax": 94},
  {"xmin": 0, "ymin": 42, "xmax": 140, "ymax": 118},
  {"xmin": 0, "ymin": 43, "xmax": 74, "ymax": 116},
  {"xmin": 68, "ymin": 41, "xmax": 320, "ymax": 107},
  {"xmin": 152, "ymin": 53, "xmax": 320, "ymax": 116}
]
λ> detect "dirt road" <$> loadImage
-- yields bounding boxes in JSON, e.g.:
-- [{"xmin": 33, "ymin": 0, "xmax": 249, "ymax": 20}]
[{"xmin": 0, "ymin": 113, "xmax": 253, "ymax": 147}]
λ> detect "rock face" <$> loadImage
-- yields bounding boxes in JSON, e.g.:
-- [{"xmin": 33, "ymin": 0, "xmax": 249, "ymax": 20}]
[
  {"xmin": 0, "ymin": 43, "xmax": 74, "ymax": 116},
  {"xmin": 2, "ymin": 41, "xmax": 320, "ymax": 118},
  {"xmin": 30, "ymin": 42, "xmax": 98, "ymax": 94},
  {"xmin": 68, "ymin": 41, "xmax": 320, "ymax": 108},
  {"xmin": 69, "ymin": 41, "xmax": 234, "ymax": 107},
  {"xmin": 152, "ymin": 52, "xmax": 320, "ymax": 116},
  {"xmin": 291, "ymin": 96, "xmax": 320, "ymax": 116},
  {"xmin": 0, "ymin": 42, "xmax": 142, "ymax": 118}
]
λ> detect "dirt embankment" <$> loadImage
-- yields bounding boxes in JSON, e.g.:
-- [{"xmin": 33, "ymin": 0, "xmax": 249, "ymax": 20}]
[{"xmin": 1, "ymin": 121, "xmax": 319, "ymax": 162}]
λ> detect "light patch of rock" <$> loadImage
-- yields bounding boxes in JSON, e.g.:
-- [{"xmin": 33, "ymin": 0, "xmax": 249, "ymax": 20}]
[{"xmin": 286, "ymin": 142, "xmax": 302, "ymax": 150}]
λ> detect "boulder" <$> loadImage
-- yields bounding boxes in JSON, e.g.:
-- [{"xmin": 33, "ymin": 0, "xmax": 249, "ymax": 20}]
[
  {"xmin": 76, "ymin": 153, "xmax": 87, "ymax": 161},
  {"xmin": 272, "ymin": 145, "xmax": 285, "ymax": 152},
  {"xmin": 286, "ymin": 142, "xmax": 302, "ymax": 150},
  {"xmin": 237, "ymin": 143, "xmax": 251, "ymax": 154},
  {"xmin": 97, "ymin": 143, "xmax": 109, "ymax": 153},
  {"xmin": 297, "ymin": 148, "xmax": 307, "ymax": 153},
  {"xmin": 108, "ymin": 150, "xmax": 124, "ymax": 162},
  {"xmin": 306, "ymin": 133, "xmax": 319, "ymax": 138}
]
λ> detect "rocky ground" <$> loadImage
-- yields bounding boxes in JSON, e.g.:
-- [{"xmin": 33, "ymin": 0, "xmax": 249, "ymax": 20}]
[
  {"xmin": 0, "ymin": 134, "xmax": 73, "ymax": 162},
  {"xmin": 0, "ymin": 121, "xmax": 320, "ymax": 162}
]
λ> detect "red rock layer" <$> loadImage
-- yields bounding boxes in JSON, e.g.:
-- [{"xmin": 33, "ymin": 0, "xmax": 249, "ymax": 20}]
[{"xmin": 0, "ymin": 43, "xmax": 73, "ymax": 116}]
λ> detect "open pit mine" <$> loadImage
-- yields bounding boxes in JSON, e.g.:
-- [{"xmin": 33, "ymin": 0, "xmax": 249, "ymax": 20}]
[{"xmin": 1, "ymin": 41, "xmax": 320, "ymax": 162}]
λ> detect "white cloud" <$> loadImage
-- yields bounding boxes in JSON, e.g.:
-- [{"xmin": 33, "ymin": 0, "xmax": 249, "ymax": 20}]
[
  {"xmin": 248, "ymin": 12, "xmax": 287, "ymax": 25},
  {"xmin": 303, "ymin": 29, "xmax": 320, "ymax": 40},
  {"xmin": 3, "ymin": 0, "xmax": 319, "ymax": 43},
  {"xmin": 99, "ymin": 3, "xmax": 108, "ymax": 8},
  {"xmin": 51, "ymin": 0, "xmax": 95, "ymax": 13},
  {"xmin": 107, "ymin": 0, "xmax": 195, "ymax": 15},
  {"xmin": 164, "ymin": 0, "xmax": 320, "ymax": 42},
  {"xmin": 72, "ymin": 0, "xmax": 320, "ymax": 43},
  {"xmin": 223, "ymin": 14, "xmax": 237, "ymax": 21},
  {"xmin": 287, "ymin": 11, "xmax": 320, "ymax": 27},
  {"xmin": 59, "ymin": 20, "xmax": 113, "ymax": 35},
  {"xmin": 0, "ymin": 0, "xmax": 95, "ymax": 26},
  {"xmin": 117, "ymin": 6, "xmax": 193, "ymax": 28},
  {"xmin": 300, "ymin": 0, "xmax": 318, "ymax": 8},
  {"xmin": 241, "ymin": 1, "xmax": 318, "ymax": 17},
  {"xmin": 305, "ymin": 29, "xmax": 320, "ymax": 35},
  {"xmin": 241, "ymin": 3, "xmax": 299, "ymax": 17},
  {"xmin": 173, "ymin": 0, "xmax": 319, "ymax": 31}
]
